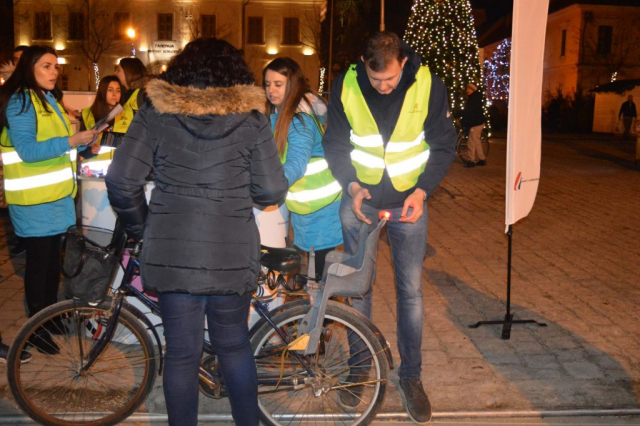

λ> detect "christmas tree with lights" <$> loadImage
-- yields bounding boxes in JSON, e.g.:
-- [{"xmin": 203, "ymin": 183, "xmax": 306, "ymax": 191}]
[
  {"xmin": 404, "ymin": 0, "xmax": 485, "ymax": 117},
  {"xmin": 484, "ymin": 39, "xmax": 511, "ymax": 101}
]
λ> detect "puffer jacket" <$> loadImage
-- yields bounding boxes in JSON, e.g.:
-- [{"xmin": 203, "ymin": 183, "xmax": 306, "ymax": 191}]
[{"xmin": 105, "ymin": 79, "xmax": 288, "ymax": 296}]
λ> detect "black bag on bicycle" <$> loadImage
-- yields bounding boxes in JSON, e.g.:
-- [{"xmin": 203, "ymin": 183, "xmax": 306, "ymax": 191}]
[{"xmin": 61, "ymin": 224, "xmax": 126, "ymax": 304}]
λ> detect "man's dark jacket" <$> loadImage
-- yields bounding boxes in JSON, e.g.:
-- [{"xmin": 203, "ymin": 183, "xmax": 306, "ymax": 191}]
[
  {"xmin": 105, "ymin": 80, "xmax": 288, "ymax": 296},
  {"xmin": 460, "ymin": 89, "xmax": 485, "ymax": 128},
  {"xmin": 322, "ymin": 44, "xmax": 456, "ymax": 209}
]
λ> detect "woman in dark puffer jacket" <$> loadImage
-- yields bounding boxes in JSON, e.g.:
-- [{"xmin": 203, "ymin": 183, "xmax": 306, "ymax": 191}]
[{"xmin": 105, "ymin": 38, "xmax": 288, "ymax": 426}]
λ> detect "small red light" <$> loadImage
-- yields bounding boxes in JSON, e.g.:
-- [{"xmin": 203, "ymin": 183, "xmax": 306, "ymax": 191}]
[{"xmin": 379, "ymin": 211, "xmax": 391, "ymax": 220}]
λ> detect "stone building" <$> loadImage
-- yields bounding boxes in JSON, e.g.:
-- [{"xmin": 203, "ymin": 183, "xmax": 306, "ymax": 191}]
[
  {"xmin": 478, "ymin": 0, "xmax": 640, "ymax": 98},
  {"xmin": 13, "ymin": 0, "xmax": 324, "ymax": 92}
]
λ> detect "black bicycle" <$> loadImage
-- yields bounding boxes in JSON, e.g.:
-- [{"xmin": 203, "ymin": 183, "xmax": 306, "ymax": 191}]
[{"xmin": 7, "ymin": 219, "xmax": 392, "ymax": 426}]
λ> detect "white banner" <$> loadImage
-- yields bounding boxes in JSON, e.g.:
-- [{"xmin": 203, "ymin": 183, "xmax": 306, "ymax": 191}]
[{"xmin": 505, "ymin": 0, "xmax": 549, "ymax": 232}]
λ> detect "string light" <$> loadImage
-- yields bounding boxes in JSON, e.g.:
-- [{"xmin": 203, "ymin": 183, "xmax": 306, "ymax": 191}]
[
  {"xmin": 484, "ymin": 38, "xmax": 511, "ymax": 101},
  {"xmin": 318, "ymin": 67, "xmax": 326, "ymax": 94},
  {"xmin": 404, "ymin": 0, "xmax": 490, "ymax": 129}
]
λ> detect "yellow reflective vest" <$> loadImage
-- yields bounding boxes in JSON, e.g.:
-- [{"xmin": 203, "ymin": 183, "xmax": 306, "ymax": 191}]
[
  {"xmin": 341, "ymin": 65, "xmax": 432, "ymax": 192},
  {"xmin": 80, "ymin": 107, "xmax": 118, "ymax": 172},
  {"xmin": 281, "ymin": 113, "xmax": 342, "ymax": 215},
  {"xmin": 113, "ymin": 88, "xmax": 139, "ymax": 131},
  {"xmin": 0, "ymin": 91, "xmax": 77, "ymax": 205}
]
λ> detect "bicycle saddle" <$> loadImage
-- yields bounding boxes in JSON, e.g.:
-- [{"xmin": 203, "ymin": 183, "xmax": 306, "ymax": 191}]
[{"xmin": 260, "ymin": 246, "xmax": 301, "ymax": 273}]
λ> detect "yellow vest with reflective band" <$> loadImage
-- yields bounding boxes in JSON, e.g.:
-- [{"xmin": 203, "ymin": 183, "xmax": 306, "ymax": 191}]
[
  {"xmin": 0, "ymin": 91, "xmax": 77, "ymax": 205},
  {"xmin": 80, "ymin": 107, "xmax": 116, "ymax": 171},
  {"xmin": 280, "ymin": 113, "xmax": 342, "ymax": 215},
  {"xmin": 113, "ymin": 88, "xmax": 138, "ymax": 132},
  {"xmin": 341, "ymin": 65, "xmax": 432, "ymax": 192}
]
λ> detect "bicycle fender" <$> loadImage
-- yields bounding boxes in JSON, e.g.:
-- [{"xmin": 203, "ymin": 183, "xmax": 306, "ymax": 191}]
[
  {"xmin": 262, "ymin": 298, "xmax": 394, "ymax": 369},
  {"xmin": 122, "ymin": 301, "xmax": 165, "ymax": 375}
]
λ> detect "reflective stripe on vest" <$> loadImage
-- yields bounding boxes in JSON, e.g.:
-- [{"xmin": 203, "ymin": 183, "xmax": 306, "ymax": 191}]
[
  {"xmin": 0, "ymin": 91, "xmax": 77, "ymax": 205},
  {"xmin": 281, "ymin": 113, "xmax": 342, "ymax": 215},
  {"xmin": 286, "ymin": 158, "xmax": 342, "ymax": 215},
  {"xmin": 341, "ymin": 65, "xmax": 432, "ymax": 192}
]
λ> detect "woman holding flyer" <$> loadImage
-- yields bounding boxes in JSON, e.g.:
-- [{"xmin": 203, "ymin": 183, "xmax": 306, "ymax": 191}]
[
  {"xmin": 78, "ymin": 75, "xmax": 126, "ymax": 174},
  {"xmin": 0, "ymin": 46, "xmax": 96, "ymax": 353}
]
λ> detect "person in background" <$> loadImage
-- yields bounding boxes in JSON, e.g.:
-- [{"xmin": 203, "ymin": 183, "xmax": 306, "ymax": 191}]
[
  {"xmin": 114, "ymin": 57, "xmax": 149, "ymax": 129},
  {"xmin": 0, "ymin": 330, "xmax": 31, "ymax": 363},
  {"xmin": 322, "ymin": 31, "xmax": 456, "ymax": 423},
  {"xmin": 618, "ymin": 94, "xmax": 637, "ymax": 140},
  {"xmin": 458, "ymin": 83, "xmax": 486, "ymax": 168},
  {"xmin": 105, "ymin": 38, "xmax": 288, "ymax": 426},
  {"xmin": 0, "ymin": 46, "xmax": 97, "ymax": 354},
  {"xmin": 0, "ymin": 45, "xmax": 28, "ymax": 82},
  {"xmin": 263, "ymin": 57, "xmax": 342, "ymax": 279},
  {"xmin": 0, "ymin": 45, "xmax": 30, "ymax": 256},
  {"xmin": 78, "ymin": 75, "xmax": 125, "ymax": 174}
]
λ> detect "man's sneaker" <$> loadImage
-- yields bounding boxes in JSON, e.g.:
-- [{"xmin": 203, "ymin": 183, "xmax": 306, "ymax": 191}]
[
  {"xmin": 28, "ymin": 329, "xmax": 60, "ymax": 355},
  {"xmin": 9, "ymin": 238, "xmax": 26, "ymax": 256},
  {"xmin": 338, "ymin": 373, "xmax": 364, "ymax": 408},
  {"xmin": 399, "ymin": 378, "xmax": 432, "ymax": 423},
  {"xmin": 0, "ymin": 342, "xmax": 32, "ymax": 364}
]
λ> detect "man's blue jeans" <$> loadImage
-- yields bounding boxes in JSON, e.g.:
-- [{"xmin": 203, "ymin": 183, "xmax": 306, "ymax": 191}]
[
  {"xmin": 340, "ymin": 194, "xmax": 427, "ymax": 379},
  {"xmin": 158, "ymin": 292, "xmax": 258, "ymax": 426}
]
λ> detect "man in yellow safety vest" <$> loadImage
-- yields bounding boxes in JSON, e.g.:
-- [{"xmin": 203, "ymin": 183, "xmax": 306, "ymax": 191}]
[{"xmin": 323, "ymin": 32, "xmax": 456, "ymax": 423}]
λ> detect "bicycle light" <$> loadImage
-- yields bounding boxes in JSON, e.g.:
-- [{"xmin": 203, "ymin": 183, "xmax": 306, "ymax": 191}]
[{"xmin": 379, "ymin": 211, "xmax": 391, "ymax": 221}]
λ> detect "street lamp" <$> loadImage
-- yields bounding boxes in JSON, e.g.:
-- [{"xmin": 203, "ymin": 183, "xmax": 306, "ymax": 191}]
[{"xmin": 127, "ymin": 28, "xmax": 136, "ymax": 57}]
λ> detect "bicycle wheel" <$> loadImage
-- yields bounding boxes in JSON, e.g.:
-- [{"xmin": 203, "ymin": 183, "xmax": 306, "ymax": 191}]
[
  {"xmin": 455, "ymin": 132, "xmax": 467, "ymax": 159},
  {"xmin": 7, "ymin": 299, "xmax": 157, "ymax": 426},
  {"xmin": 251, "ymin": 301, "xmax": 388, "ymax": 426},
  {"xmin": 481, "ymin": 128, "xmax": 490, "ymax": 157}
]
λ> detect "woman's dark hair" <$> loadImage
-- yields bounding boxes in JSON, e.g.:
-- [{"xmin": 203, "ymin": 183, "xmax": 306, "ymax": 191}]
[
  {"xmin": 0, "ymin": 45, "xmax": 62, "ymax": 129},
  {"xmin": 160, "ymin": 38, "xmax": 254, "ymax": 88},
  {"xmin": 91, "ymin": 75, "xmax": 124, "ymax": 121},
  {"xmin": 118, "ymin": 57, "xmax": 149, "ymax": 90},
  {"xmin": 263, "ymin": 57, "xmax": 324, "ymax": 155}
]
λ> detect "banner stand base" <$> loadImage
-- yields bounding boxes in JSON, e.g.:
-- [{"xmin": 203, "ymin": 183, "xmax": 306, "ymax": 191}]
[
  {"xmin": 467, "ymin": 225, "xmax": 547, "ymax": 340},
  {"xmin": 469, "ymin": 314, "xmax": 547, "ymax": 340}
]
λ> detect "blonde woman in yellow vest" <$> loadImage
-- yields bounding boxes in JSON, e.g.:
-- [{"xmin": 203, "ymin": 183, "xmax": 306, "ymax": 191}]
[
  {"xmin": 0, "ymin": 46, "xmax": 96, "ymax": 353},
  {"xmin": 78, "ymin": 76, "xmax": 125, "ymax": 175},
  {"xmin": 115, "ymin": 57, "xmax": 149, "ymax": 131},
  {"xmin": 263, "ymin": 57, "xmax": 342, "ymax": 279}
]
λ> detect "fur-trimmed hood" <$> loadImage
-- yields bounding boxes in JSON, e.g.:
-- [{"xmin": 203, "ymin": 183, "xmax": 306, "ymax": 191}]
[{"xmin": 146, "ymin": 79, "xmax": 267, "ymax": 116}]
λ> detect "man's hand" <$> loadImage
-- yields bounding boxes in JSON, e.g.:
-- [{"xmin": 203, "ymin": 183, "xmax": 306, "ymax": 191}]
[
  {"xmin": 349, "ymin": 182, "xmax": 373, "ymax": 225},
  {"xmin": 399, "ymin": 188, "xmax": 426, "ymax": 223}
]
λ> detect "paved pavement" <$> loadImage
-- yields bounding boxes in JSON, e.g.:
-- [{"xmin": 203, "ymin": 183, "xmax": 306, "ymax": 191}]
[{"xmin": 1, "ymin": 134, "xmax": 639, "ymax": 424}]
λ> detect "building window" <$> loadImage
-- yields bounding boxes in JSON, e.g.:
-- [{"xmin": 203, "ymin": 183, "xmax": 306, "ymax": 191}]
[
  {"xmin": 158, "ymin": 14, "xmax": 173, "ymax": 40},
  {"xmin": 34, "ymin": 12, "xmax": 52, "ymax": 40},
  {"xmin": 201, "ymin": 14, "xmax": 216, "ymax": 38},
  {"xmin": 247, "ymin": 17, "xmax": 264, "ymax": 44},
  {"xmin": 68, "ymin": 12, "xmax": 85, "ymax": 41},
  {"xmin": 560, "ymin": 29, "xmax": 566, "ymax": 57},
  {"xmin": 282, "ymin": 18, "xmax": 300, "ymax": 45},
  {"xmin": 597, "ymin": 25, "xmax": 613, "ymax": 56},
  {"xmin": 113, "ymin": 13, "xmax": 130, "ymax": 40}
]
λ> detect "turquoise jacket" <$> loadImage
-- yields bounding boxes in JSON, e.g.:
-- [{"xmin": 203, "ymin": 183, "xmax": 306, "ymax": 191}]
[
  {"xmin": 4, "ymin": 92, "xmax": 77, "ymax": 237},
  {"xmin": 271, "ymin": 105, "xmax": 342, "ymax": 252}
]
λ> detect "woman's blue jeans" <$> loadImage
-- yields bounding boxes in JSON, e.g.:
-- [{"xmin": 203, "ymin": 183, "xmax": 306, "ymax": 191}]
[{"xmin": 158, "ymin": 292, "xmax": 258, "ymax": 426}]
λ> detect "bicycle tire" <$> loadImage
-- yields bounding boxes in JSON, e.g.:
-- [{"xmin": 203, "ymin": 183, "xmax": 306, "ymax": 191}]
[
  {"xmin": 481, "ymin": 128, "xmax": 490, "ymax": 157},
  {"xmin": 7, "ymin": 299, "xmax": 157, "ymax": 426},
  {"xmin": 251, "ymin": 302, "xmax": 388, "ymax": 426}
]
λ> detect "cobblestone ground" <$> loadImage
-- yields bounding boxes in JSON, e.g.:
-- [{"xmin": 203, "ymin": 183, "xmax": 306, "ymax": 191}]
[{"xmin": 0, "ymin": 135, "xmax": 638, "ymax": 421}]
